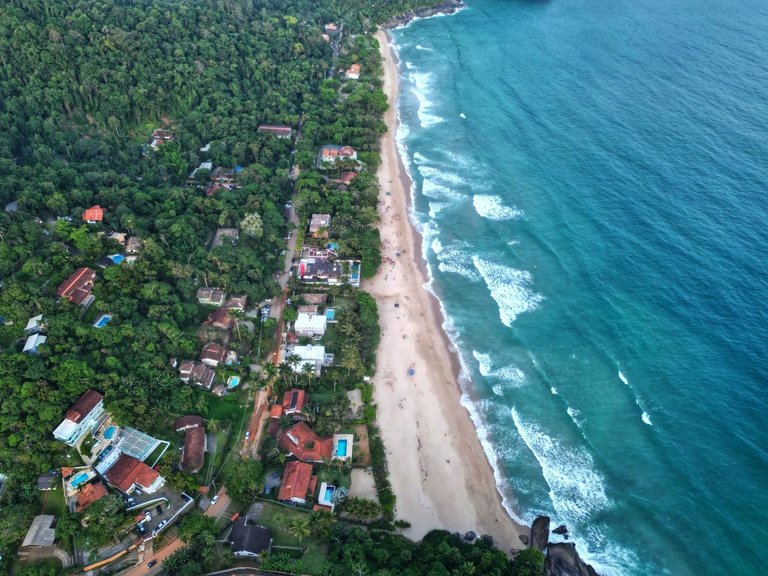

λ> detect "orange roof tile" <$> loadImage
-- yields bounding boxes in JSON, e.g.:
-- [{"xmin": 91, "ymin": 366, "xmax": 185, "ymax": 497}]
[
  {"xmin": 83, "ymin": 205, "xmax": 104, "ymax": 222},
  {"xmin": 277, "ymin": 461, "xmax": 314, "ymax": 502},
  {"xmin": 277, "ymin": 422, "xmax": 332, "ymax": 463}
]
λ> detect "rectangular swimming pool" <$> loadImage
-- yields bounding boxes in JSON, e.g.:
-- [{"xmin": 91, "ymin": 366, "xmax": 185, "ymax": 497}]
[
  {"xmin": 71, "ymin": 472, "xmax": 89, "ymax": 488},
  {"xmin": 335, "ymin": 439, "xmax": 348, "ymax": 458}
]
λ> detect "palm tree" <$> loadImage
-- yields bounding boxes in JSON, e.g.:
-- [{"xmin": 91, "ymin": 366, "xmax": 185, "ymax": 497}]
[
  {"xmin": 301, "ymin": 362, "xmax": 314, "ymax": 388},
  {"xmin": 286, "ymin": 353, "xmax": 302, "ymax": 385},
  {"xmin": 229, "ymin": 308, "xmax": 245, "ymax": 341},
  {"xmin": 283, "ymin": 516, "xmax": 311, "ymax": 549}
]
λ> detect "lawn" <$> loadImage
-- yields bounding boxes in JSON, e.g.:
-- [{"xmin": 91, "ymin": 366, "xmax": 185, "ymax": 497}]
[
  {"xmin": 38, "ymin": 487, "xmax": 67, "ymax": 516},
  {"xmin": 255, "ymin": 502, "xmax": 328, "ymax": 574},
  {"xmin": 315, "ymin": 467, "xmax": 351, "ymax": 490}
]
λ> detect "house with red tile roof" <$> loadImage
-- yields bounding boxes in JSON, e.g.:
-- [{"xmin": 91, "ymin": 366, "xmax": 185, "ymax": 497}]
[
  {"xmin": 196, "ymin": 287, "xmax": 227, "ymax": 306},
  {"xmin": 318, "ymin": 145, "xmax": 357, "ymax": 166},
  {"xmin": 200, "ymin": 342, "xmax": 227, "ymax": 367},
  {"xmin": 277, "ymin": 422, "xmax": 332, "ymax": 463},
  {"xmin": 104, "ymin": 453, "xmax": 164, "ymax": 494},
  {"xmin": 345, "ymin": 63, "xmax": 361, "ymax": 80},
  {"xmin": 56, "ymin": 267, "xmax": 96, "ymax": 306},
  {"xmin": 76, "ymin": 481, "xmax": 108, "ymax": 512},
  {"xmin": 225, "ymin": 295, "xmax": 248, "ymax": 312},
  {"xmin": 277, "ymin": 461, "xmax": 317, "ymax": 504},
  {"xmin": 179, "ymin": 360, "xmax": 216, "ymax": 389},
  {"xmin": 83, "ymin": 205, "xmax": 104, "ymax": 223},
  {"xmin": 282, "ymin": 389, "xmax": 308, "ymax": 419},
  {"xmin": 173, "ymin": 415, "xmax": 206, "ymax": 473},
  {"xmin": 53, "ymin": 389, "xmax": 105, "ymax": 446},
  {"xmin": 174, "ymin": 415, "xmax": 205, "ymax": 432},
  {"xmin": 205, "ymin": 307, "xmax": 234, "ymax": 331},
  {"xmin": 257, "ymin": 125, "xmax": 292, "ymax": 139},
  {"xmin": 150, "ymin": 129, "xmax": 174, "ymax": 149}
]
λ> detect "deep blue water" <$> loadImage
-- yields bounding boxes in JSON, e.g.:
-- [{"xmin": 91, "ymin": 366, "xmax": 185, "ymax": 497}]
[{"xmin": 390, "ymin": 1, "xmax": 768, "ymax": 574}]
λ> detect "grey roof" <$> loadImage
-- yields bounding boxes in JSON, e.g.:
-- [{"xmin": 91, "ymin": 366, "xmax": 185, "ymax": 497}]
[
  {"xmin": 37, "ymin": 474, "xmax": 57, "ymax": 490},
  {"xmin": 22, "ymin": 515, "xmax": 56, "ymax": 547},
  {"xmin": 229, "ymin": 517, "xmax": 271, "ymax": 555}
]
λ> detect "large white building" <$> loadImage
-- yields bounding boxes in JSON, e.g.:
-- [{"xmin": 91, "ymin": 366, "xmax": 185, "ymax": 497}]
[
  {"xmin": 294, "ymin": 308, "xmax": 327, "ymax": 337},
  {"xmin": 53, "ymin": 390, "xmax": 105, "ymax": 447},
  {"xmin": 287, "ymin": 345, "xmax": 333, "ymax": 376}
]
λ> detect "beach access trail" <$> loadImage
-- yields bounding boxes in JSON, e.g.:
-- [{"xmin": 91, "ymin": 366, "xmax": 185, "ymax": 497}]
[{"xmin": 365, "ymin": 29, "xmax": 529, "ymax": 552}]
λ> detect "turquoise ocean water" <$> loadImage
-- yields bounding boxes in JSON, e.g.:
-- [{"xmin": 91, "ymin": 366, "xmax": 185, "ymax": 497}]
[{"xmin": 390, "ymin": 1, "xmax": 768, "ymax": 574}]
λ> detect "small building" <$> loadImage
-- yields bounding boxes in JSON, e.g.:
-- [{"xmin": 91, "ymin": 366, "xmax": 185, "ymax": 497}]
[
  {"xmin": 150, "ymin": 129, "xmax": 174, "ymax": 149},
  {"xmin": 37, "ymin": 474, "xmax": 57, "ymax": 491},
  {"xmin": 56, "ymin": 267, "xmax": 96, "ymax": 306},
  {"xmin": 345, "ymin": 63, "xmax": 361, "ymax": 80},
  {"xmin": 106, "ymin": 231, "xmax": 127, "ymax": 245},
  {"xmin": 309, "ymin": 213, "xmax": 331, "ymax": 238},
  {"xmin": 287, "ymin": 345, "xmax": 330, "ymax": 376},
  {"xmin": 257, "ymin": 124, "xmax": 292, "ymax": 138},
  {"xmin": 228, "ymin": 517, "xmax": 272, "ymax": 558},
  {"xmin": 20, "ymin": 515, "xmax": 56, "ymax": 549},
  {"xmin": 298, "ymin": 258, "xmax": 344, "ymax": 285},
  {"xmin": 200, "ymin": 342, "xmax": 227, "ymax": 367},
  {"xmin": 190, "ymin": 161, "xmax": 213, "ymax": 179},
  {"xmin": 75, "ymin": 481, "xmax": 108, "ymax": 512},
  {"xmin": 23, "ymin": 333, "xmax": 47, "ymax": 354},
  {"xmin": 53, "ymin": 389, "xmax": 105, "ymax": 447},
  {"xmin": 25, "ymin": 314, "xmax": 44, "ymax": 334},
  {"xmin": 204, "ymin": 307, "xmax": 234, "ymax": 331},
  {"xmin": 318, "ymin": 145, "xmax": 357, "ymax": 164},
  {"xmin": 82, "ymin": 205, "xmax": 104, "ymax": 223},
  {"xmin": 324, "ymin": 23, "xmax": 338, "ymax": 33},
  {"xmin": 295, "ymin": 308, "xmax": 327, "ymax": 337},
  {"xmin": 277, "ymin": 461, "xmax": 317, "ymax": 504},
  {"xmin": 179, "ymin": 361, "xmax": 216, "ymax": 389},
  {"xmin": 174, "ymin": 416, "xmax": 207, "ymax": 474},
  {"xmin": 282, "ymin": 389, "xmax": 308, "ymax": 419},
  {"xmin": 104, "ymin": 453, "xmax": 165, "ymax": 495},
  {"xmin": 335, "ymin": 171, "xmax": 358, "ymax": 187},
  {"xmin": 224, "ymin": 294, "xmax": 248, "ymax": 312},
  {"xmin": 196, "ymin": 287, "xmax": 226, "ymax": 306},
  {"xmin": 278, "ymin": 422, "xmax": 333, "ymax": 463},
  {"xmin": 302, "ymin": 293, "xmax": 328, "ymax": 305},
  {"xmin": 126, "ymin": 236, "xmax": 144, "ymax": 255}
]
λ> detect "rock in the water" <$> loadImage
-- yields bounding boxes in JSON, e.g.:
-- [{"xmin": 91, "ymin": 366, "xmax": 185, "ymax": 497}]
[
  {"xmin": 530, "ymin": 516, "xmax": 550, "ymax": 551},
  {"xmin": 464, "ymin": 531, "xmax": 477, "ymax": 542},
  {"xmin": 519, "ymin": 534, "xmax": 529, "ymax": 546},
  {"xmin": 545, "ymin": 542, "xmax": 600, "ymax": 576},
  {"xmin": 381, "ymin": 0, "xmax": 466, "ymax": 29},
  {"xmin": 553, "ymin": 524, "xmax": 568, "ymax": 535}
]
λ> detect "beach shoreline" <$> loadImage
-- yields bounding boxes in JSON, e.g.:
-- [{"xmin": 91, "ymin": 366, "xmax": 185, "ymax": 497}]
[{"xmin": 365, "ymin": 28, "xmax": 529, "ymax": 552}]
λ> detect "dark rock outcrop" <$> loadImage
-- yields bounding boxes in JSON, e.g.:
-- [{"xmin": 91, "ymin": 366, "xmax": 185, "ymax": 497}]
[
  {"xmin": 464, "ymin": 531, "xmax": 477, "ymax": 542},
  {"xmin": 545, "ymin": 543, "xmax": 600, "ymax": 576},
  {"xmin": 519, "ymin": 534, "xmax": 529, "ymax": 546},
  {"xmin": 381, "ymin": 0, "xmax": 466, "ymax": 29},
  {"xmin": 530, "ymin": 515, "xmax": 550, "ymax": 551},
  {"xmin": 553, "ymin": 524, "xmax": 568, "ymax": 535}
]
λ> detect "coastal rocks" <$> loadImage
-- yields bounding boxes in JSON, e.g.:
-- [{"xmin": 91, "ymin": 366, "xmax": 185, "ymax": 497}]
[
  {"xmin": 519, "ymin": 534, "xmax": 529, "ymax": 546},
  {"xmin": 463, "ymin": 531, "xmax": 477, "ymax": 542},
  {"xmin": 380, "ymin": 0, "xmax": 466, "ymax": 29},
  {"xmin": 530, "ymin": 515, "xmax": 550, "ymax": 551},
  {"xmin": 553, "ymin": 524, "xmax": 569, "ymax": 536},
  {"xmin": 545, "ymin": 543, "xmax": 600, "ymax": 576}
]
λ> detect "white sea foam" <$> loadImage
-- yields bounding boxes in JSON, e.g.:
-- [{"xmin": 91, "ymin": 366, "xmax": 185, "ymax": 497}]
[
  {"xmin": 473, "ymin": 194, "xmax": 524, "ymax": 221},
  {"xmin": 567, "ymin": 406, "xmax": 585, "ymax": 428},
  {"xmin": 430, "ymin": 237, "xmax": 443, "ymax": 255},
  {"xmin": 409, "ymin": 71, "xmax": 445, "ymax": 128},
  {"xmin": 436, "ymin": 241, "xmax": 481, "ymax": 281},
  {"xmin": 428, "ymin": 202, "xmax": 450, "ymax": 218},
  {"xmin": 473, "ymin": 256, "xmax": 543, "ymax": 326},
  {"xmin": 511, "ymin": 408, "xmax": 610, "ymax": 523},
  {"xmin": 404, "ymin": 61, "xmax": 416, "ymax": 70},
  {"xmin": 472, "ymin": 351, "xmax": 526, "ymax": 395},
  {"xmin": 416, "ymin": 44, "xmax": 434, "ymax": 51},
  {"xmin": 641, "ymin": 412, "xmax": 653, "ymax": 426},
  {"xmin": 551, "ymin": 387, "xmax": 559, "ymax": 395},
  {"xmin": 459, "ymin": 112, "xmax": 466, "ymax": 119},
  {"xmin": 618, "ymin": 371, "xmax": 629, "ymax": 386}
]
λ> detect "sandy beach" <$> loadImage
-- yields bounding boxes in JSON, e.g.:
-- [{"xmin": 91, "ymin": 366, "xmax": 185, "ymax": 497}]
[{"xmin": 365, "ymin": 29, "xmax": 529, "ymax": 552}]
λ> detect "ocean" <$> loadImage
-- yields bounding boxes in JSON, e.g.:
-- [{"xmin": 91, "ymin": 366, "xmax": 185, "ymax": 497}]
[{"xmin": 389, "ymin": 0, "xmax": 768, "ymax": 574}]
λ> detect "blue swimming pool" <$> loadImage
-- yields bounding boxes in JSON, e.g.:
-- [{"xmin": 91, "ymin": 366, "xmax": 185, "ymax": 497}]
[
  {"xmin": 326, "ymin": 309, "xmax": 335, "ymax": 320},
  {"xmin": 227, "ymin": 375, "xmax": 240, "ymax": 389},
  {"xmin": 104, "ymin": 426, "xmax": 116, "ymax": 439},
  {"xmin": 321, "ymin": 485, "xmax": 336, "ymax": 506},
  {"xmin": 94, "ymin": 314, "xmax": 112, "ymax": 328},
  {"xmin": 335, "ymin": 439, "xmax": 348, "ymax": 458},
  {"xmin": 71, "ymin": 472, "xmax": 89, "ymax": 488}
]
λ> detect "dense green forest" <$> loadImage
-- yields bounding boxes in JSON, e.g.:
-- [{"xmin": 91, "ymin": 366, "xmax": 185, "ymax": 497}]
[{"xmin": 0, "ymin": 1, "xmax": 542, "ymax": 574}]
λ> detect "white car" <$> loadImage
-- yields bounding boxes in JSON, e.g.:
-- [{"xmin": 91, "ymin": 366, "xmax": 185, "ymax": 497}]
[
  {"xmin": 211, "ymin": 494, "xmax": 219, "ymax": 504},
  {"xmin": 144, "ymin": 511, "xmax": 152, "ymax": 523}
]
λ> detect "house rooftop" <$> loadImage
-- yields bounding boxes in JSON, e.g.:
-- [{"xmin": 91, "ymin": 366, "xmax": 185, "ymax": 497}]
[
  {"xmin": 229, "ymin": 517, "xmax": 272, "ymax": 556},
  {"xmin": 104, "ymin": 453, "xmax": 160, "ymax": 493},
  {"xmin": 56, "ymin": 267, "xmax": 96, "ymax": 305},
  {"xmin": 205, "ymin": 307, "xmax": 234, "ymax": 331},
  {"xmin": 257, "ymin": 124, "xmax": 292, "ymax": 138},
  {"xmin": 180, "ymin": 426, "xmax": 206, "ymax": 472},
  {"xmin": 21, "ymin": 515, "xmax": 56, "ymax": 548},
  {"xmin": 282, "ymin": 389, "xmax": 308, "ymax": 414},
  {"xmin": 76, "ymin": 481, "xmax": 108, "ymax": 512},
  {"xmin": 174, "ymin": 415, "xmax": 205, "ymax": 432},
  {"xmin": 201, "ymin": 342, "xmax": 227, "ymax": 364},
  {"xmin": 37, "ymin": 474, "xmax": 57, "ymax": 490},
  {"xmin": 277, "ymin": 422, "xmax": 332, "ymax": 463},
  {"xmin": 83, "ymin": 205, "xmax": 104, "ymax": 222},
  {"xmin": 277, "ymin": 460, "xmax": 315, "ymax": 502}
]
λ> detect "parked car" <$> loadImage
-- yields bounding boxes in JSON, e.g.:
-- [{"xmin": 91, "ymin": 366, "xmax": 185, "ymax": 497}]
[
  {"xmin": 147, "ymin": 559, "xmax": 157, "ymax": 568},
  {"xmin": 144, "ymin": 511, "xmax": 151, "ymax": 522},
  {"xmin": 126, "ymin": 497, "xmax": 136, "ymax": 507},
  {"xmin": 134, "ymin": 488, "xmax": 143, "ymax": 496},
  {"xmin": 136, "ymin": 524, "xmax": 147, "ymax": 536},
  {"xmin": 244, "ymin": 431, "xmax": 250, "ymax": 440},
  {"xmin": 157, "ymin": 519, "xmax": 168, "ymax": 531},
  {"xmin": 211, "ymin": 494, "xmax": 219, "ymax": 504}
]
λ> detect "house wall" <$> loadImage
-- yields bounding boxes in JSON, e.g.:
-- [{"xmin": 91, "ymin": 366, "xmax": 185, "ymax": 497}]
[{"xmin": 53, "ymin": 401, "xmax": 105, "ymax": 447}]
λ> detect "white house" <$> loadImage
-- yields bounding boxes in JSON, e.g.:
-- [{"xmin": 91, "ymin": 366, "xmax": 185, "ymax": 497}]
[
  {"xmin": 287, "ymin": 345, "xmax": 331, "ymax": 376},
  {"xmin": 53, "ymin": 390, "xmax": 105, "ymax": 447},
  {"xmin": 25, "ymin": 314, "xmax": 44, "ymax": 333},
  {"xmin": 23, "ymin": 334, "xmax": 47, "ymax": 354},
  {"xmin": 295, "ymin": 310, "xmax": 327, "ymax": 337}
]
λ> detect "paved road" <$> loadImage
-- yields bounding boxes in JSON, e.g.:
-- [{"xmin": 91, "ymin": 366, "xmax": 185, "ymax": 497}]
[{"xmin": 121, "ymin": 490, "xmax": 231, "ymax": 576}]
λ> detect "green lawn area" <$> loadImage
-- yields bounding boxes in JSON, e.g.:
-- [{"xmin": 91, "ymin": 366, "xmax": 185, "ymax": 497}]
[
  {"xmin": 146, "ymin": 442, "xmax": 168, "ymax": 466},
  {"xmin": 315, "ymin": 466, "xmax": 351, "ymax": 490},
  {"xmin": 38, "ymin": 487, "xmax": 67, "ymax": 516},
  {"xmin": 256, "ymin": 502, "xmax": 328, "ymax": 574}
]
